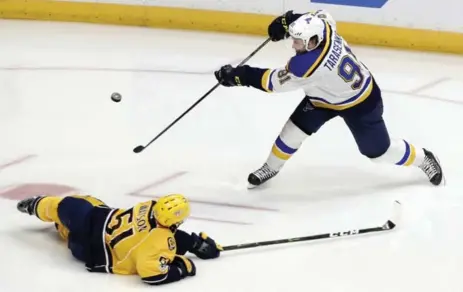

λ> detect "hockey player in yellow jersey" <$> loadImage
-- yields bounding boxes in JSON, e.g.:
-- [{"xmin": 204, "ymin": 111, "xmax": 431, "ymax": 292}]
[{"xmin": 16, "ymin": 193, "xmax": 222, "ymax": 285}]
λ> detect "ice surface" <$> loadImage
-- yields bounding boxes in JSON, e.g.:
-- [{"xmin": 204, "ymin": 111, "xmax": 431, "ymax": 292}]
[{"xmin": 0, "ymin": 19, "xmax": 462, "ymax": 292}]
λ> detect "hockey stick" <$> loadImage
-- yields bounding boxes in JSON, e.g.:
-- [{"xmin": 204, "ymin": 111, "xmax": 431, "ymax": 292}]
[
  {"xmin": 222, "ymin": 201, "xmax": 401, "ymax": 251},
  {"xmin": 133, "ymin": 38, "xmax": 272, "ymax": 154}
]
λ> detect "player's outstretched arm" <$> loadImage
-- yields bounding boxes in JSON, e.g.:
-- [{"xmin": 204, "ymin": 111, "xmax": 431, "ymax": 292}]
[
  {"xmin": 175, "ymin": 229, "xmax": 222, "ymax": 259},
  {"xmin": 190, "ymin": 232, "xmax": 222, "ymax": 259},
  {"xmin": 214, "ymin": 64, "xmax": 301, "ymax": 93}
]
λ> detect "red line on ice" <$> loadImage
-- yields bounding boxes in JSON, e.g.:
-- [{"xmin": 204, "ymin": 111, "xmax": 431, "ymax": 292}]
[
  {"xmin": 128, "ymin": 171, "xmax": 188, "ymax": 194},
  {"xmin": 0, "ymin": 154, "xmax": 37, "ymax": 171}
]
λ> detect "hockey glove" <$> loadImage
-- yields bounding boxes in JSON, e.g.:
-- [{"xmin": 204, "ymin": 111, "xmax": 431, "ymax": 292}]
[
  {"xmin": 172, "ymin": 255, "xmax": 196, "ymax": 278},
  {"xmin": 190, "ymin": 232, "xmax": 223, "ymax": 259},
  {"xmin": 214, "ymin": 64, "xmax": 247, "ymax": 87},
  {"xmin": 268, "ymin": 10, "xmax": 303, "ymax": 41}
]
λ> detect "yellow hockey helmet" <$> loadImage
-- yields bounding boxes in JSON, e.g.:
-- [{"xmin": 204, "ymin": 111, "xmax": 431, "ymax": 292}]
[{"xmin": 153, "ymin": 194, "xmax": 190, "ymax": 228}]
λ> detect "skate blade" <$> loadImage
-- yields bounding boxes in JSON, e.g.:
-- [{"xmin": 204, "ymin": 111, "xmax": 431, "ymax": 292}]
[
  {"xmin": 247, "ymin": 183, "xmax": 259, "ymax": 189},
  {"xmin": 434, "ymin": 153, "xmax": 447, "ymax": 186}
]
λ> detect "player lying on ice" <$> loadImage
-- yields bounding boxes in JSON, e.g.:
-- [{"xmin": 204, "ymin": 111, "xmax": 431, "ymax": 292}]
[
  {"xmin": 214, "ymin": 10, "xmax": 444, "ymax": 188},
  {"xmin": 17, "ymin": 193, "xmax": 222, "ymax": 285}
]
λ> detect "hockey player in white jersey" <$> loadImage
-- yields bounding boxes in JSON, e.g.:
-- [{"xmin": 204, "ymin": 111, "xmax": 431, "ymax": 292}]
[{"xmin": 214, "ymin": 10, "xmax": 443, "ymax": 188}]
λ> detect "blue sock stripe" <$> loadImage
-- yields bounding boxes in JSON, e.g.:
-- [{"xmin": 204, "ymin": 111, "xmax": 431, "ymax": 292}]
[
  {"xmin": 396, "ymin": 140, "xmax": 410, "ymax": 166},
  {"xmin": 275, "ymin": 136, "xmax": 297, "ymax": 154}
]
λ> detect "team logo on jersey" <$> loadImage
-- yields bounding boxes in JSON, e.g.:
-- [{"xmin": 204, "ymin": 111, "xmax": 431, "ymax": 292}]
[
  {"xmin": 159, "ymin": 256, "xmax": 169, "ymax": 273},
  {"xmin": 167, "ymin": 237, "xmax": 176, "ymax": 251},
  {"xmin": 303, "ymin": 101, "xmax": 314, "ymax": 111}
]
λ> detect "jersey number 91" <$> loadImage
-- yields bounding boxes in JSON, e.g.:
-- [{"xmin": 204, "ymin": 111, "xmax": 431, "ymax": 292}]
[{"xmin": 337, "ymin": 55, "xmax": 364, "ymax": 90}]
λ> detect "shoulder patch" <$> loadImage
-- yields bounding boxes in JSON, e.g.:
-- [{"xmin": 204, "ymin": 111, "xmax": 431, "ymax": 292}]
[
  {"xmin": 167, "ymin": 237, "xmax": 176, "ymax": 251},
  {"xmin": 159, "ymin": 256, "xmax": 169, "ymax": 273},
  {"xmin": 287, "ymin": 52, "xmax": 321, "ymax": 78}
]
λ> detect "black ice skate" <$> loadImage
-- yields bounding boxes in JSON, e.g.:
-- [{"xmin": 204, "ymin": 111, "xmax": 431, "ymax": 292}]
[
  {"xmin": 247, "ymin": 163, "xmax": 279, "ymax": 188},
  {"xmin": 17, "ymin": 196, "xmax": 43, "ymax": 216},
  {"xmin": 419, "ymin": 149, "xmax": 443, "ymax": 186}
]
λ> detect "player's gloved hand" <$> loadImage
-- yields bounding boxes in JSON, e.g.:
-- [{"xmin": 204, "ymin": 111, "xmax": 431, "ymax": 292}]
[
  {"xmin": 214, "ymin": 65, "xmax": 246, "ymax": 87},
  {"xmin": 268, "ymin": 10, "xmax": 301, "ymax": 41},
  {"xmin": 172, "ymin": 255, "xmax": 196, "ymax": 278},
  {"xmin": 190, "ymin": 232, "xmax": 223, "ymax": 259}
]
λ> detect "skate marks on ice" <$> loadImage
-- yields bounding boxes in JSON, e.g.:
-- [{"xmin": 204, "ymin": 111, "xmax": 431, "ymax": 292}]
[
  {"xmin": 127, "ymin": 171, "xmax": 189, "ymax": 195},
  {"xmin": 123, "ymin": 166, "xmax": 417, "ymax": 233},
  {"xmin": 127, "ymin": 171, "xmax": 280, "ymax": 226},
  {"xmin": 0, "ymin": 167, "xmax": 263, "ymax": 226},
  {"xmin": 129, "ymin": 178, "xmax": 278, "ymax": 212}
]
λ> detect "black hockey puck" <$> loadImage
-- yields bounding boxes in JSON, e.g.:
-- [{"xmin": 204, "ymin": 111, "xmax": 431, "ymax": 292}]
[{"xmin": 111, "ymin": 92, "xmax": 122, "ymax": 102}]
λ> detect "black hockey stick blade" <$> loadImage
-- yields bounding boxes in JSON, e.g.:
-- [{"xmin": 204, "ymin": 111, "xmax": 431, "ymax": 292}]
[
  {"xmin": 222, "ymin": 200, "xmax": 401, "ymax": 252},
  {"xmin": 133, "ymin": 145, "xmax": 144, "ymax": 153},
  {"xmin": 132, "ymin": 38, "xmax": 271, "ymax": 154}
]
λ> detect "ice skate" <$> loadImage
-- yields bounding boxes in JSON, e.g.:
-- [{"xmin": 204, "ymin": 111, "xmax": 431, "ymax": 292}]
[
  {"xmin": 17, "ymin": 196, "xmax": 43, "ymax": 215},
  {"xmin": 247, "ymin": 163, "xmax": 279, "ymax": 189},
  {"xmin": 419, "ymin": 149, "xmax": 443, "ymax": 186}
]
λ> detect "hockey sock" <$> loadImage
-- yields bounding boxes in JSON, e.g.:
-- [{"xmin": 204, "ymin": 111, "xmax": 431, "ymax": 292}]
[
  {"xmin": 35, "ymin": 196, "xmax": 64, "ymax": 224},
  {"xmin": 266, "ymin": 120, "xmax": 308, "ymax": 170},
  {"xmin": 370, "ymin": 139, "xmax": 425, "ymax": 167}
]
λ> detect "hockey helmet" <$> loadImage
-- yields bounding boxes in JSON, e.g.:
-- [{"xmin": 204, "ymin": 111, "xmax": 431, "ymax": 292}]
[
  {"xmin": 309, "ymin": 10, "xmax": 337, "ymax": 30},
  {"xmin": 288, "ymin": 15, "xmax": 326, "ymax": 52},
  {"xmin": 153, "ymin": 194, "xmax": 190, "ymax": 228}
]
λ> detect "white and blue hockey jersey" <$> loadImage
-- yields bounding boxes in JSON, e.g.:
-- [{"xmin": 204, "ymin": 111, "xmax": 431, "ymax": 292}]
[{"xmin": 259, "ymin": 11, "xmax": 373, "ymax": 110}]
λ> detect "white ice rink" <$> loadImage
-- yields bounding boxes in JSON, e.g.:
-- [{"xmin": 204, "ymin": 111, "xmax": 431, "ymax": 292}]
[{"xmin": 1, "ymin": 19, "xmax": 463, "ymax": 292}]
